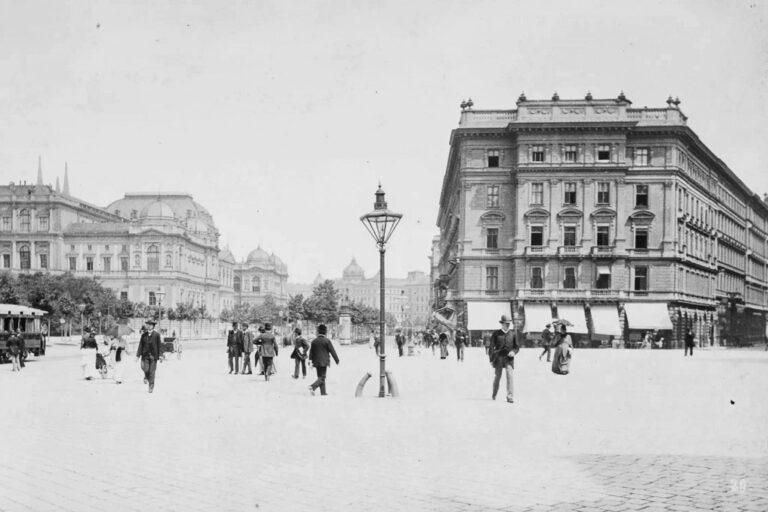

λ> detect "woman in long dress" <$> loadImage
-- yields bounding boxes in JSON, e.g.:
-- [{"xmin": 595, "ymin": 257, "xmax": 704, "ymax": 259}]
[
  {"xmin": 80, "ymin": 328, "xmax": 98, "ymax": 380},
  {"xmin": 111, "ymin": 336, "xmax": 130, "ymax": 384},
  {"xmin": 551, "ymin": 324, "xmax": 572, "ymax": 375}
]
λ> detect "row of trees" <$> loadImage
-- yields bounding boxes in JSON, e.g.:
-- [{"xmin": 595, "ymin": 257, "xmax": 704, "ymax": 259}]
[
  {"xmin": 284, "ymin": 280, "xmax": 396, "ymax": 330},
  {"xmin": 0, "ymin": 271, "xmax": 212, "ymax": 334}
]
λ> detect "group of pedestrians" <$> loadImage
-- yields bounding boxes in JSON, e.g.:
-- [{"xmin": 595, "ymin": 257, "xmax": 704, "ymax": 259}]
[
  {"xmin": 538, "ymin": 323, "xmax": 573, "ymax": 375},
  {"xmin": 226, "ymin": 321, "xmax": 279, "ymax": 379},
  {"xmin": 225, "ymin": 321, "xmax": 340, "ymax": 395}
]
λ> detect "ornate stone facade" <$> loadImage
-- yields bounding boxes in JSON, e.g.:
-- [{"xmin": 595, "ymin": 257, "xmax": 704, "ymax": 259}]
[
  {"xmin": 0, "ymin": 165, "xmax": 288, "ymax": 315},
  {"xmin": 435, "ymin": 94, "xmax": 768, "ymax": 347}
]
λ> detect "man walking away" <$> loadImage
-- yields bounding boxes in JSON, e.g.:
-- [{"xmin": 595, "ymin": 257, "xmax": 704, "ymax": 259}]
[
  {"xmin": 308, "ymin": 324, "xmax": 339, "ymax": 396},
  {"xmin": 227, "ymin": 322, "xmax": 242, "ymax": 374},
  {"xmin": 539, "ymin": 324, "xmax": 553, "ymax": 362},
  {"xmin": 7, "ymin": 330, "xmax": 23, "ymax": 372},
  {"xmin": 395, "ymin": 329, "xmax": 405, "ymax": 357},
  {"xmin": 290, "ymin": 327, "xmax": 309, "ymax": 379},
  {"xmin": 242, "ymin": 323, "xmax": 254, "ymax": 375},
  {"xmin": 136, "ymin": 320, "xmax": 162, "ymax": 393},
  {"xmin": 455, "ymin": 328, "xmax": 466, "ymax": 362},
  {"xmin": 256, "ymin": 323, "xmax": 278, "ymax": 381},
  {"xmin": 684, "ymin": 328, "xmax": 695, "ymax": 356},
  {"xmin": 489, "ymin": 315, "xmax": 519, "ymax": 403}
]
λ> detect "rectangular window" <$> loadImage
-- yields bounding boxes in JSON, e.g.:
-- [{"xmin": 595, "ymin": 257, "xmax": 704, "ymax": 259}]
[
  {"xmin": 531, "ymin": 182, "xmax": 544, "ymax": 204},
  {"xmin": 121, "ymin": 245, "xmax": 128, "ymax": 252},
  {"xmin": 1, "ymin": 216, "xmax": 10, "ymax": 231},
  {"xmin": 597, "ymin": 182, "xmax": 610, "ymax": 204},
  {"xmin": 486, "ymin": 267, "xmax": 499, "ymax": 292},
  {"xmin": 564, "ymin": 145, "xmax": 577, "ymax": 163},
  {"xmin": 563, "ymin": 267, "xmax": 576, "ymax": 289},
  {"xmin": 597, "ymin": 226, "xmax": 610, "ymax": 247},
  {"xmin": 486, "ymin": 228, "xmax": 499, "ymax": 249},
  {"xmin": 105, "ymin": 245, "xmax": 110, "ymax": 251},
  {"xmin": 563, "ymin": 226, "xmax": 577, "ymax": 246},
  {"xmin": 636, "ymin": 184, "xmax": 649, "ymax": 208},
  {"xmin": 597, "ymin": 144, "xmax": 611, "ymax": 162},
  {"xmin": 130, "ymin": 210, "xmax": 138, "ymax": 220},
  {"xmin": 87, "ymin": 245, "xmax": 92, "ymax": 251},
  {"xmin": 596, "ymin": 272, "xmax": 611, "ymax": 289},
  {"xmin": 530, "ymin": 226, "xmax": 544, "ymax": 246},
  {"xmin": 2, "ymin": 254, "xmax": 10, "ymax": 268},
  {"xmin": 120, "ymin": 292, "xmax": 128, "ymax": 301},
  {"xmin": 487, "ymin": 185, "xmax": 499, "ymax": 208},
  {"xmin": 103, "ymin": 257, "xmax": 111, "ymax": 273},
  {"xmin": 635, "ymin": 148, "xmax": 649, "ymax": 166},
  {"xmin": 531, "ymin": 145, "xmax": 545, "ymax": 162},
  {"xmin": 635, "ymin": 229, "xmax": 648, "ymax": 249},
  {"xmin": 20, "ymin": 250, "xmax": 30, "ymax": 269},
  {"xmin": 70, "ymin": 245, "xmax": 75, "ymax": 251},
  {"xmin": 634, "ymin": 266, "xmax": 648, "ymax": 291},
  {"xmin": 148, "ymin": 291, "xmax": 156, "ymax": 306},
  {"xmin": 120, "ymin": 257, "xmax": 129, "ymax": 271},
  {"xmin": 69, "ymin": 257, "xmax": 77, "ymax": 271},
  {"xmin": 487, "ymin": 150, "xmax": 499, "ymax": 168},
  {"xmin": 39, "ymin": 254, "xmax": 48, "ymax": 269},
  {"xmin": 86, "ymin": 257, "xmax": 94, "ymax": 271},
  {"xmin": 38, "ymin": 217, "xmax": 49, "ymax": 231},
  {"xmin": 564, "ymin": 182, "xmax": 577, "ymax": 205},
  {"xmin": 531, "ymin": 267, "xmax": 543, "ymax": 288}
]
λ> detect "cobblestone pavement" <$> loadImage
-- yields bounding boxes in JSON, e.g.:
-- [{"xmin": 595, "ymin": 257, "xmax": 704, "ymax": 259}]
[{"xmin": 1, "ymin": 341, "xmax": 766, "ymax": 511}]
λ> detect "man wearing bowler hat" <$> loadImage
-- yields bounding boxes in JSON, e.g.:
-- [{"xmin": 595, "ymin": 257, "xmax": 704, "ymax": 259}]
[
  {"xmin": 489, "ymin": 314, "xmax": 519, "ymax": 403},
  {"xmin": 136, "ymin": 320, "xmax": 162, "ymax": 393}
]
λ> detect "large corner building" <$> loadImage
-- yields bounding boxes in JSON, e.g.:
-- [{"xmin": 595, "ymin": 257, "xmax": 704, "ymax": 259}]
[{"xmin": 433, "ymin": 93, "xmax": 768, "ymax": 348}]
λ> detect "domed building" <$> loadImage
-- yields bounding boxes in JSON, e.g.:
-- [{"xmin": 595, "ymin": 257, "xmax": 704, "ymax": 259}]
[
  {"xmin": 0, "ymin": 164, "xmax": 290, "ymax": 319},
  {"xmin": 231, "ymin": 246, "xmax": 289, "ymax": 307}
]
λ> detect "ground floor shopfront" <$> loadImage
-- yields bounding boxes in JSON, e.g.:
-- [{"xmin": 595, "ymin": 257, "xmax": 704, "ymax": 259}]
[{"xmin": 449, "ymin": 298, "xmax": 767, "ymax": 349}]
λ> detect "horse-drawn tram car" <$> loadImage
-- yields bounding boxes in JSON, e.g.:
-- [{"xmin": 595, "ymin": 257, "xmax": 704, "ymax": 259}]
[{"xmin": 0, "ymin": 304, "xmax": 48, "ymax": 362}]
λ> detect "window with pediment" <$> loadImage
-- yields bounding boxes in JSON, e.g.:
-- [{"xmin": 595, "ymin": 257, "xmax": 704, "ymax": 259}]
[
  {"xmin": 147, "ymin": 245, "xmax": 160, "ymax": 273},
  {"xmin": 252, "ymin": 276, "xmax": 261, "ymax": 292},
  {"xmin": 18, "ymin": 244, "xmax": 30, "ymax": 269}
]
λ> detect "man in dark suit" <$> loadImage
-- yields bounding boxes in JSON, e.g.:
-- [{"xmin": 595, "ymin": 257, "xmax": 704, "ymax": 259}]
[
  {"xmin": 135, "ymin": 320, "xmax": 162, "ymax": 393},
  {"xmin": 227, "ymin": 322, "xmax": 243, "ymax": 374},
  {"xmin": 489, "ymin": 314, "xmax": 519, "ymax": 403},
  {"xmin": 455, "ymin": 328, "xmax": 467, "ymax": 362},
  {"xmin": 255, "ymin": 322, "xmax": 278, "ymax": 381},
  {"xmin": 395, "ymin": 329, "xmax": 405, "ymax": 357},
  {"xmin": 308, "ymin": 324, "xmax": 339, "ymax": 396}
]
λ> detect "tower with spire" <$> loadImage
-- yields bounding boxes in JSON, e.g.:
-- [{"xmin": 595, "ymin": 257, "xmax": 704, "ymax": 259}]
[{"xmin": 63, "ymin": 163, "xmax": 70, "ymax": 196}]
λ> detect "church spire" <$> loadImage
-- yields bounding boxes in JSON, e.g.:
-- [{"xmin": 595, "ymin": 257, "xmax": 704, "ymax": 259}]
[
  {"xmin": 36, "ymin": 156, "xmax": 43, "ymax": 186},
  {"xmin": 63, "ymin": 163, "xmax": 70, "ymax": 196}
]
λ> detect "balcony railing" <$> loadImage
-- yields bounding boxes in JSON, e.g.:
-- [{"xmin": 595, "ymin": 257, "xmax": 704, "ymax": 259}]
[
  {"xmin": 558, "ymin": 245, "xmax": 583, "ymax": 257},
  {"xmin": 591, "ymin": 246, "xmax": 615, "ymax": 258}
]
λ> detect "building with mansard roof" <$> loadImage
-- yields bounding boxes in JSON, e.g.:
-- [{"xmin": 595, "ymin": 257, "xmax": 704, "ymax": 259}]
[
  {"xmin": 0, "ymin": 159, "xmax": 288, "ymax": 316},
  {"xmin": 433, "ymin": 92, "xmax": 768, "ymax": 348}
]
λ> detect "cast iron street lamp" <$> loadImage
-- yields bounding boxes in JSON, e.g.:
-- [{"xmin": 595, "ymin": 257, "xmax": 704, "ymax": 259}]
[{"xmin": 360, "ymin": 184, "xmax": 402, "ymax": 397}]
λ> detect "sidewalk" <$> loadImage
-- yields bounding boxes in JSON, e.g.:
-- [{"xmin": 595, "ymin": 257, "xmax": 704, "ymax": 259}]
[{"xmin": 1, "ymin": 344, "xmax": 766, "ymax": 511}]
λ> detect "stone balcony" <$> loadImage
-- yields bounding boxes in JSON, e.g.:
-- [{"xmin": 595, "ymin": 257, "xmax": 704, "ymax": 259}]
[
  {"xmin": 591, "ymin": 246, "xmax": 615, "ymax": 258},
  {"xmin": 558, "ymin": 245, "xmax": 583, "ymax": 258}
]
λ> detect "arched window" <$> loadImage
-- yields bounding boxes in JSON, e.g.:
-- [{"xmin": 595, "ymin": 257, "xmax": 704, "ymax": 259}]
[
  {"xmin": 252, "ymin": 276, "xmax": 260, "ymax": 292},
  {"xmin": 147, "ymin": 245, "xmax": 160, "ymax": 273},
  {"xmin": 234, "ymin": 276, "xmax": 241, "ymax": 292},
  {"xmin": 19, "ymin": 244, "xmax": 30, "ymax": 269},
  {"xmin": 19, "ymin": 209, "xmax": 30, "ymax": 232},
  {"xmin": 165, "ymin": 253, "xmax": 172, "ymax": 268}
]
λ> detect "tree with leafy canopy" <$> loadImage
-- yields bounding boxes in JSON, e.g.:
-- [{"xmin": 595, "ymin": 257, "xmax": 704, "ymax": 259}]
[{"xmin": 303, "ymin": 280, "xmax": 339, "ymax": 324}]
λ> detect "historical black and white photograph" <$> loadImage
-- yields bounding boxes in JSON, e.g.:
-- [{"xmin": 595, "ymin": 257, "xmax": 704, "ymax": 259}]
[{"xmin": 1, "ymin": 1, "xmax": 767, "ymax": 511}]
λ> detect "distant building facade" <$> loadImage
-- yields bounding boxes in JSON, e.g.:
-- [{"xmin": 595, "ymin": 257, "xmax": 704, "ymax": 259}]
[
  {"xmin": 1, "ymin": 163, "xmax": 288, "ymax": 315},
  {"xmin": 335, "ymin": 259, "xmax": 431, "ymax": 328},
  {"xmin": 434, "ymin": 93, "xmax": 768, "ymax": 347}
]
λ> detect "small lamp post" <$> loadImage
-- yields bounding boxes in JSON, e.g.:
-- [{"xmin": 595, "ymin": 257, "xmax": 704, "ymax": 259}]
[
  {"xmin": 156, "ymin": 291, "xmax": 166, "ymax": 335},
  {"xmin": 360, "ymin": 184, "xmax": 402, "ymax": 397}
]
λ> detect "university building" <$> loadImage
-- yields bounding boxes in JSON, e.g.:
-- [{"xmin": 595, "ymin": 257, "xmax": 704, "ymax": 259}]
[
  {"xmin": 0, "ymin": 163, "xmax": 288, "ymax": 315},
  {"xmin": 433, "ymin": 93, "xmax": 768, "ymax": 347}
]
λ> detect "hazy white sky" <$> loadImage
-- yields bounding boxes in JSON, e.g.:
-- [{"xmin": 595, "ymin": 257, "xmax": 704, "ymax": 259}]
[{"xmin": 1, "ymin": 0, "xmax": 766, "ymax": 283}]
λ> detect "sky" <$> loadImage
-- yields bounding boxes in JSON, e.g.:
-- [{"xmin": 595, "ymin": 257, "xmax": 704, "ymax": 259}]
[{"xmin": 1, "ymin": 0, "xmax": 766, "ymax": 283}]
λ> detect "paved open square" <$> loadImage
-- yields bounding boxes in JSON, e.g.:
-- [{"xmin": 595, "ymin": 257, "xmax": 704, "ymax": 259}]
[{"xmin": 1, "ymin": 341, "xmax": 767, "ymax": 512}]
